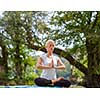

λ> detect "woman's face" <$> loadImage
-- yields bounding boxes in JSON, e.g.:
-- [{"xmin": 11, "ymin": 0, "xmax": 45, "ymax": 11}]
[{"xmin": 46, "ymin": 42, "xmax": 55, "ymax": 53}]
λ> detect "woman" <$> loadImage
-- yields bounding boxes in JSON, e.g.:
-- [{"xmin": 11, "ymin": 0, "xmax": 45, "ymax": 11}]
[{"xmin": 34, "ymin": 40, "xmax": 71, "ymax": 87}]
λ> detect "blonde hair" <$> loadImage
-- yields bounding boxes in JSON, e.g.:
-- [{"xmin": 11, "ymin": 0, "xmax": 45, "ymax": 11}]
[{"xmin": 45, "ymin": 39, "xmax": 55, "ymax": 47}]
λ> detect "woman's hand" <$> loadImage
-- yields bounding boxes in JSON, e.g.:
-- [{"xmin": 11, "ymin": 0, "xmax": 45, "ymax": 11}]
[{"xmin": 48, "ymin": 59, "xmax": 54, "ymax": 68}]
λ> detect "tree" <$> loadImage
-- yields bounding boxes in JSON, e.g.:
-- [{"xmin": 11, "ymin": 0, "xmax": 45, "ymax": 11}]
[
  {"xmin": 50, "ymin": 11, "xmax": 100, "ymax": 87},
  {"xmin": 1, "ymin": 11, "xmax": 100, "ymax": 87},
  {"xmin": 0, "ymin": 11, "xmax": 49, "ymax": 85},
  {"xmin": 0, "ymin": 12, "xmax": 34, "ymax": 83},
  {"xmin": 26, "ymin": 11, "xmax": 100, "ymax": 87}
]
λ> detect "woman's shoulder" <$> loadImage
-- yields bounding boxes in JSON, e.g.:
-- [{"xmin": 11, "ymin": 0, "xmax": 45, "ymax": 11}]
[
  {"xmin": 39, "ymin": 53, "xmax": 46, "ymax": 59},
  {"xmin": 53, "ymin": 54, "xmax": 60, "ymax": 60}
]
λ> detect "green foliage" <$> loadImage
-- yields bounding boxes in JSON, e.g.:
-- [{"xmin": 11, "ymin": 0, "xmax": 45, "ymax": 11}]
[
  {"xmin": 24, "ymin": 66, "xmax": 39, "ymax": 85},
  {"xmin": 72, "ymin": 67, "xmax": 84, "ymax": 79},
  {"xmin": 24, "ymin": 56, "xmax": 36, "ymax": 66},
  {"xmin": 0, "ymin": 11, "xmax": 100, "ymax": 87},
  {"xmin": 0, "ymin": 11, "xmax": 46, "ymax": 85}
]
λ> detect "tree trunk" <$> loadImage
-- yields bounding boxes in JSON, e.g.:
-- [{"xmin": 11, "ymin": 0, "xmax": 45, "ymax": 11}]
[
  {"xmin": 0, "ymin": 38, "xmax": 9, "ymax": 85},
  {"xmin": 85, "ymin": 34, "xmax": 100, "ymax": 87},
  {"xmin": 85, "ymin": 74, "xmax": 100, "ymax": 88},
  {"xmin": 2, "ymin": 45, "xmax": 8, "ymax": 74},
  {"xmin": 15, "ymin": 44, "xmax": 22, "ymax": 84}
]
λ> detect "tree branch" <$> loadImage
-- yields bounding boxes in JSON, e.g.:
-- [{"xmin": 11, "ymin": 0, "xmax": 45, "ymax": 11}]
[{"xmin": 28, "ymin": 44, "xmax": 88, "ymax": 75}]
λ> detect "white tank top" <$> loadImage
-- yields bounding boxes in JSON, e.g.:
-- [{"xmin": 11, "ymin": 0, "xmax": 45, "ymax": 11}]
[{"xmin": 40, "ymin": 53, "xmax": 59, "ymax": 80}]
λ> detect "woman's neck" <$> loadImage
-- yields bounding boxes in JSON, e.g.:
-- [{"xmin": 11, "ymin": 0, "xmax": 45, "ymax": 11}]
[{"xmin": 47, "ymin": 52, "xmax": 53, "ymax": 58}]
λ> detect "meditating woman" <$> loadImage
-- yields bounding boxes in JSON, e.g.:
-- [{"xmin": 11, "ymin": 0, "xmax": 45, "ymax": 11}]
[{"xmin": 34, "ymin": 39, "xmax": 71, "ymax": 87}]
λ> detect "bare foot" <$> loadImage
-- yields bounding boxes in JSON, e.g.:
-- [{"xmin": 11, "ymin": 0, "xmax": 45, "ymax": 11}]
[{"xmin": 57, "ymin": 77, "xmax": 64, "ymax": 81}]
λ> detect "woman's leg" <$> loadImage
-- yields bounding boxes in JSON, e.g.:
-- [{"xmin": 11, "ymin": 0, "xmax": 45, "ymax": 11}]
[
  {"xmin": 54, "ymin": 79, "xmax": 71, "ymax": 87},
  {"xmin": 34, "ymin": 77, "xmax": 52, "ymax": 86}
]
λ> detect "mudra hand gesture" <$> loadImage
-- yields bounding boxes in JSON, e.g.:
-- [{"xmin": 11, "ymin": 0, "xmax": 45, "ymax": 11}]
[{"xmin": 48, "ymin": 59, "xmax": 55, "ymax": 68}]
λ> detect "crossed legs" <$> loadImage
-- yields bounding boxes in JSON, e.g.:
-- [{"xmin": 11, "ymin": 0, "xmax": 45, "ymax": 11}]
[{"xmin": 34, "ymin": 77, "xmax": 71, "ymax": 87}]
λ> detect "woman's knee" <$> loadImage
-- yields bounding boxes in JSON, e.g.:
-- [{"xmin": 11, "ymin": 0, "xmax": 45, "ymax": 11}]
[
  {"xmin": 54, "ymin": 79, "xmax": 71, "ymax": 87},
  {"xmin": 34, "ymin": 78, "xmax": 40, "ymax": 85},
  {"xmin": 34, "ymin": 77, "xmax": 51, "ymax": 86},
  {"xmin": 34, "ymin": 78, "xmax": 43, "ymax": 86}
]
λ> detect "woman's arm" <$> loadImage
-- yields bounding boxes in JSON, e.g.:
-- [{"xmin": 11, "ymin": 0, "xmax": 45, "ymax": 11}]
[
  {"xmin": 54, "ymin": 58, "xmax": 65, "ymax": 70},
  {"xmin": 36, "ymin": 57, "xmax": 53, "ymax": 69}
]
